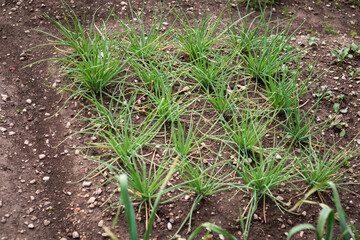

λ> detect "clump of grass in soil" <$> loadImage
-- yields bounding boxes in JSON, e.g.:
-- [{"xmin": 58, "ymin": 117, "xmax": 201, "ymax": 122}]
[{"xmin": 33, "ymin": 2, "xmax": 360, "ymax": 239}]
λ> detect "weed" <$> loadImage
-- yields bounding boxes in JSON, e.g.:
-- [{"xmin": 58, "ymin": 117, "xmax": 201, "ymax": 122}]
[
  {"xmin": 305, "ymin": 36, "xmax": 320, "ymax": 47},
  {"xmin": 323, "ymin": 24, "xmax": 338, "ymax": 34},
  {"xmin": 350, "ymin": 30, "xmax": 357, "ymax": 38}
]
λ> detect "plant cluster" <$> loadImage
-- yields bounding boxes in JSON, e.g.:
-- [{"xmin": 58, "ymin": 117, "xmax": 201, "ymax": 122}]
[{"xmin": 32, "ymin": 2, "xmax": 360, "ymax": 239}]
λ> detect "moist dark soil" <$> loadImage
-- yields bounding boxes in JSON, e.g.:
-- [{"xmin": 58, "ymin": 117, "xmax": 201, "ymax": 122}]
[{"xmin": 0, "ymin": 0, "xmax": 360, "ymax": 240}]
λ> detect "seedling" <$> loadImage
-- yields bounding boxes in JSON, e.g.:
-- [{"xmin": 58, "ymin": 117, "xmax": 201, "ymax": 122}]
[
  {"xmin": 323, "ymin": 24, "xmax": 338, "ymax": 34},
  {"xmin": 350, "ymin": 30, "xmax": 357, "ymax": 38},
  {"xmin": 305, "ymin": 36, "xmax": 320, "ymax": 47},
  {"xmin": 331, "ymin": 46, "xmax": 353, "ymax": 62}
]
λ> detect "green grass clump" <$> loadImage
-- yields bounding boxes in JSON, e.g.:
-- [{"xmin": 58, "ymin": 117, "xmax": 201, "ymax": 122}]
[
  {"xmin": 31, "ymin": 8, "xmax": 127, "ymax": 93},
  {"xmin": 115, "ymin": 4, "xmax": 173, "ymax": 62}
]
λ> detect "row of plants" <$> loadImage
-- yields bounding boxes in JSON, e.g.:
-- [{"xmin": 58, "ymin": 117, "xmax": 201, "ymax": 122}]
[{"xmin": 31, "ymin": 1, "xmax": 360, "ymax": 239}]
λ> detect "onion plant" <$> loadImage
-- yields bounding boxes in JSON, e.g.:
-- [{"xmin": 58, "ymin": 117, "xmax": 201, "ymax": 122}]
[
  {"xmin": 220, "ymin": 106, "xmax": 274, "ymax": 155},
  {"xmin": 295, "ymin": 138, "xmax": 360, "ymax": 192},
  {"xmin": 279, "ymin": 99, "xmax": 333, "ymax": 144},
  {"xmin": 206, "ymin": 74, "xmax": 246, "ymax": 116},
  {"xmin": 30, "ymin": 7, "xmax": 127, "ymax": 93},
  {"xmin": 114, "ymin": 2, "xmax": 173, "ymax": 61},
  {"xmin": 288, "ymin": 182, "xmax": 358, "ymax": 240},
  {"xmin": 227, "ymin": 145, "xmax": 297, "ymax": 239},
  {"xmin": 237, "ymin": 11, "xmax": 303, "ymax": 82},
  {"xmin": 186, "ymin": 49, "xmax": 239, "ymax": 93},
  {"xmin": 175, "ymin": 153, "xmax": 236, "ymax": 234},
  {"xmin": 174, "ymin": 8, "xmax": 228, "ymax": 61},
  {"xmin": 263, "ymin": 62, "xmax": 316, "ymax": 111}
]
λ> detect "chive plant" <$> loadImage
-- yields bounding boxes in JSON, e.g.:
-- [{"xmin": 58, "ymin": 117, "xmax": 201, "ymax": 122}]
[
  {"xmin": 288, "ymin": 182, "xmax": 358, "ymax": 240},
  {"xmin": 31, "ymin": 8, "xmax": 127, "ymax": 93},
  {"xmin": 115, "ymin": 3, "xmax": 173, "ymax": 61},
  {"xmin": 237, "ymin": 11, "xmax": 303, "ymax": 82},
  {"xmin": 227, "ymin": 146, "xmax": 297, "ymax": 239},
  {"xmin": 220, "ymin": 106, "xmax": 274, "ymax": 155},
  {"xmin": 174, "ymin": 9, "xmax": 228, "ymax": 61},
  {"xmin": 279, "ymin": 99, "xmax": 332, "ymax": 144},
  {"xmin": 263, "ymin": 62, "xmax": 315, "ymax": 111},
  {"xmin": 296, "ymin": 139, "xmax": 360, "ymax": 191}
]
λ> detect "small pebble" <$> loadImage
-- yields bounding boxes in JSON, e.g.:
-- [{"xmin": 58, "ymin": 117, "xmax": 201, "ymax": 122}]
[
  {"xmin": 98, "ymin": 220, "xmax": 104, "ymax": 227},
  {"xmin": 72, "ymin": 231, "xmax": 80, "ymax": 239},
  {"xmin": 88, "ymin": 197, "xmax": 96, "ymax": 204},
  {"xmin": 167, "ymin": 222, "xmax": 172, "ymax": 230},
  {"xmin": 39, "ymin": 154, "xmax": 46, "ymax": 160},
  {"xmin": 340, "ymin": 108, "xmax": 348, "ymax": 114},
  {"xmin": 43, "ymin": 176, "xmax": 50, "ymax": 181},
  {"xmin": 82, "ymin": 181, "xmax": 92, "ymax": 187},
  {"xmin": 8, "ymin": 131, "xmax": 15, "ymax": 136},
  {"xmin": 276, "ymin": 196, "xmax": 284, "ymax": 201},
  {"xmin": 26, "ymin": 99, "xmax": 32, "ymax": 104},
  {"xmin": 28, "ymin": 223, "xmax": 34, "ymax": 229},
  {"xmin": 44, "ymin": 220, "xmax": 51, "ymax": 226}
]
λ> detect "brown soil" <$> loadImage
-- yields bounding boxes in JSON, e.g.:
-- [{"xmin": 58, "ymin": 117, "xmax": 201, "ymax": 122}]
[{"xmin": 0, "ymin": 0, "xmax": 359, "ymax": 240}]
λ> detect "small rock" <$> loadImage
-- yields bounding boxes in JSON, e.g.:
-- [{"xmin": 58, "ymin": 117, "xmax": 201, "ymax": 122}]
[
  {"xmin": 0, "ymin": 127, "xmax": 6, "ymax": 133},
  {"xmin": 0, "ymin": 200, "xmax": 2, "ymax": 207},
  {"xmin": 39, "ymin": 154, "xmax": 46, "ymax": 160},
  {"xmin": 8, "ymin": 131, "xmax": 15, "ymax": 136},
  {"xmin": 1, "ymin": 94, "xmax": 9, "ymax": 101},
  {"xmin": 219, "ymin": 234, "xmax": 225, "ymax": 240},
  {"xmin": 72, "ymin": 231, "xmax": 80, "ymax": 239},
  {"xmin": 301, "ymin": 211, "xmax": 307, "ymax": 216},
  {"xmin": 26, "ymin": 99, "xmax": 32, "ymax": 104},
  {"xmin": 43, "ymin": 220, "xmax": 51, "ymax": 226},
  {"xmin": 340, "ymin": 108, "xmax": 348, "ymax": 114},
  {"xmin": 88, "ymin": 197, "xmax": 96, "ymax": 204},
  {"xmin": 28, "ymin": 223, "xmax": 34, "ymax": 229},
  {"xmin": 43, "ymin": 176, "xmax": 50, "ymax": 181},
  {"xmin": 98, "ymin": 220, "xmax": 104, "ymax": 227},
  {"xmin": 357, "ymin": 111, "xmax": 360, "ymax": 117},
  {"xmin": 276, "ymin": 196, "xmax": 284, "ymax": 201},
  {"xmin": 60, "ymin": 238, "xmax": 68, "ymax": 240},
  {"xmin": 167, "ymin": 222, "xmax": 172, "ymax": 230},
  {"xmin": 82, "ymin": 181, "xmax": 92, "ymax": 187}
]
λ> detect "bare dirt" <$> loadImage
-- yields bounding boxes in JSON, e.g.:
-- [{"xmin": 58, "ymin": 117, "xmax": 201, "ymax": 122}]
[{"xmin": 0, "ymin": 0, "xmax": 360, "ymax": 240}]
